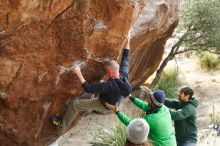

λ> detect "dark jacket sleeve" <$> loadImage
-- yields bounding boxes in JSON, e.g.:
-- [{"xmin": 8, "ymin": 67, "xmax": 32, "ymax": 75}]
[
  {"xmin": 82, "ymin": 81, "xmax": 113, "ymax": 93},
  {"xmin": 164, "ymin": 98, "xmax": 180, "ymax": 109},
  {"xmin": 119, "ymin": 49, "xmax": 130, "ymax": 78},
  {"xmin": 169, "ymin": 104, "xmax": 195, "ymax": 120}
]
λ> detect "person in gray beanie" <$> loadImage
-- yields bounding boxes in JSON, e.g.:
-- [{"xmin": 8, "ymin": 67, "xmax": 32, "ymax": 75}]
[{"xmin": 125, "ymin": 118, "xmax": 151, "ymax": 146}]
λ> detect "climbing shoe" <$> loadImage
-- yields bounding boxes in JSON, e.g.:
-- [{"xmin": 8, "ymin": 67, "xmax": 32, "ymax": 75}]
[{"xmin": 50, "ymin": 115, "xmax": 62, "ymax": 126}]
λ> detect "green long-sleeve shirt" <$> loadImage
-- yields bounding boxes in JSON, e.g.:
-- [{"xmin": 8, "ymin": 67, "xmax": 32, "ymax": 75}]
[
  {"xmin": 116, "ymin": 97, "xmax": 176, "ymax": 146},
  {"xmin": 164, "ymin": 98, "xmax": 198, "ymax": 143}
]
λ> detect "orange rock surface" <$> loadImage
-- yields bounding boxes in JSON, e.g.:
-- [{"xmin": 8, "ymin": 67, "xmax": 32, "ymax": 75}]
[{"xmin": 0, "ymin": 0, "xmax": 179, "ymax": 145}]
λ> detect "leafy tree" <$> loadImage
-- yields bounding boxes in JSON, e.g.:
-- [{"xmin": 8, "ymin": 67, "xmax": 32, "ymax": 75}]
[
  {"xmin": 150, "ymin": 0, "xmax": 220, "ymax": 88},
  {"xmin": 181, "ymin": 0, "xmax": 220, "ymax": 53}
]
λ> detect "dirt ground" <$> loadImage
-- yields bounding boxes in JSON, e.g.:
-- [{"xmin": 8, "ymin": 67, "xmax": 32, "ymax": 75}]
[{"xmin": 50, "ymin": 55, "xmax": 220, "ymax": 146}]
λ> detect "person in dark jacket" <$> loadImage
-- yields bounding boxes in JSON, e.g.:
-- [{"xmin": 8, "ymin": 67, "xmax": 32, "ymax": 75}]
[
  {"xmin": 61, "ymin": 32, "xmax": 132, "ymax": 132},
  {"xmin": 164, "ymin": 86, "xmax": 198, "ymax": 146}
]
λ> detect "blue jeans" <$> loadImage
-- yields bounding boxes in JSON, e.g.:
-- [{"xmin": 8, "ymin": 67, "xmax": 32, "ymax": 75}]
[{"xmin": 177, "ymin": 140, "xmax": 196, "ymax": 146}]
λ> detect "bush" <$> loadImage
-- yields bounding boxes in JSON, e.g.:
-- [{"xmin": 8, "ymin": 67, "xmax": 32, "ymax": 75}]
[
  {"xmin": 155, "ymin": 67, "xmax": 181, "ymax": 99},
  {"xmin": 198, "ymin": 53, "xmax": 220, "ymax": 70},
  {"xmin": 90, "ymin": 122, "xmax": 126, "ymax": 146}
]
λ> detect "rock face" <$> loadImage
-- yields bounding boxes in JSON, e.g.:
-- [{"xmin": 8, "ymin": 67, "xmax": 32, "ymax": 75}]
[
  {"xmin": 130, "ymin": 0, "xmax": 179, "ymax": 88},
  {"xmin": 0, "ymin": 0, "xmax": 179, "ymax": 145}
]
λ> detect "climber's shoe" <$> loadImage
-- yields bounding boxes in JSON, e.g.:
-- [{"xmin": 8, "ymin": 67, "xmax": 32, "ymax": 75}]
[{"xmin": 50, "ymin": 115, "xmax": 62, "ymax": 126}]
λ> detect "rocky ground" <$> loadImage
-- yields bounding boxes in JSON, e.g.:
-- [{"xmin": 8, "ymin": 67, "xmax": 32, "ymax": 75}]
[{"xmin": 50, "ymin": 54, "xmax": 220, "ymax": 146}]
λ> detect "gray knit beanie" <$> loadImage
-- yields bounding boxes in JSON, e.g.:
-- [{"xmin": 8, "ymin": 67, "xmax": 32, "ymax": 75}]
[{"xmin": 126, "ymin": 118, "xmax": 149, "ymax": 144}]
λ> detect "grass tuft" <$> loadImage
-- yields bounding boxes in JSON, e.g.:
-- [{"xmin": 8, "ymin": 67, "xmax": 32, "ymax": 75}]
[
  {"xmin": 90, "ymin": 122, "xmax": 126, "ymax": 146},
  {"xmin": 198, "ymin": 52, "xmax": 220, "ymax": 71},
  {"xmin": 155, "ymin": 67, "xmax": 181, "ymax": 99}
]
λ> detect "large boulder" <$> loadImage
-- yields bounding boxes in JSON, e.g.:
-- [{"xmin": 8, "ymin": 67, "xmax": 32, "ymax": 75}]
[
  {"xmin": 0, "ymin": 0, "xmax": 179, "ymax": 145},
  {"xmin": 130, "ymin": 0, "xmax": 179, "ymax": 88}
]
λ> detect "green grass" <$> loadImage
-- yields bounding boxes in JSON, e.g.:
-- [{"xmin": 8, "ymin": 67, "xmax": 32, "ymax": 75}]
[
  {"xmin": 198, "ymin": 52, "xmax": 220, "ymax": 71},
  {"xmin": 155, "ymin": 67, "xmax": 181, "ymax": 99},
  {"xmin": 90, "ymin": 122, "xmax": 126, "ymax": 146}
]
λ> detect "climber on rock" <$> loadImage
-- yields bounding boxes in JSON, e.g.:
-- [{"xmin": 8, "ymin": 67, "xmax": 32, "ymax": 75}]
[{"xmin": 52, "ymin": 31, "xmax": 132, "ymax": 133}]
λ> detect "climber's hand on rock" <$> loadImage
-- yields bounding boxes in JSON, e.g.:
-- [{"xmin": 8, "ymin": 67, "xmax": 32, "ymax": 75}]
[
  {"xmin": 124, "ymin": 30, "xmax": 131, "ymax": 49},
  {"xmin": 126, "ymin": 30, "xmax": 131, "ymax": 41},
  {"xmin": 72, "ymin": 65, "xmax": 86, "ymax": 83},
  {"xmin": 72, "ymin": 65, "xmax": 81, "ymax": 75}
]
